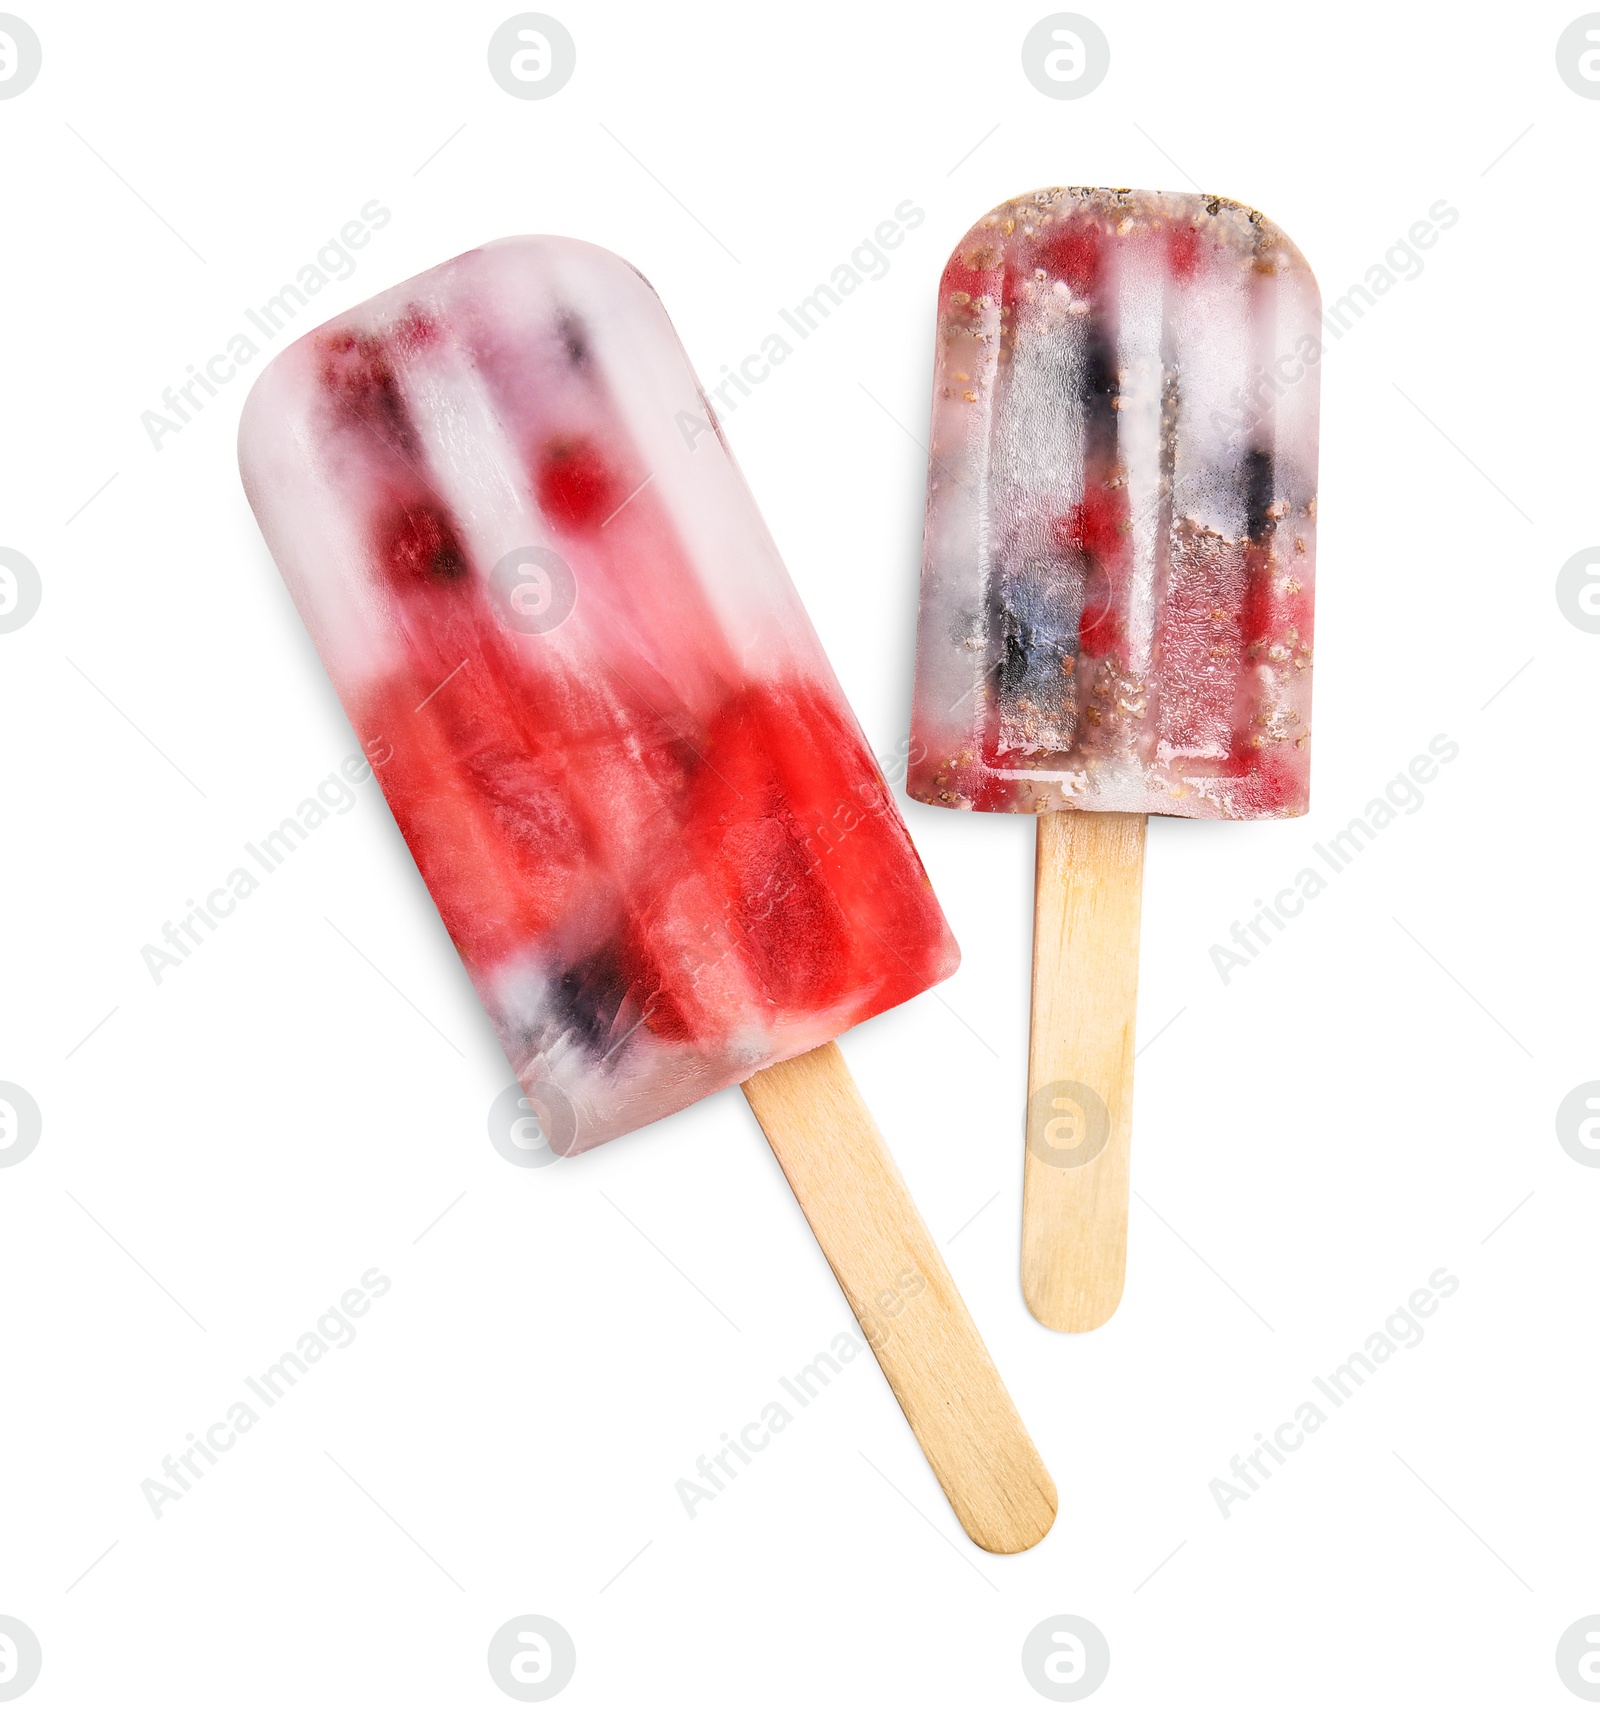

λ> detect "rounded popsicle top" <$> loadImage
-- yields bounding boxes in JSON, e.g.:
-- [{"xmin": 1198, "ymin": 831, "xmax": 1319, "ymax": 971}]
[
  {"xmin": 238, "ymin": 236, "xmax": 768, "ymax": 678},
  {"xmin": 909, "ymin": 186, "xmax": 1321, "ymax": 821},
  {"xmin": 941, "ymin": 186, "xmax": 1317, "ymax": 292}
]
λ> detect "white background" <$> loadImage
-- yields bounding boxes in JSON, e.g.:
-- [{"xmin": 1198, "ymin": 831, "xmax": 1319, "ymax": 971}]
[{"xmin": 1, "ymin": 1, "xmax": 1596, "ymax": 1710}]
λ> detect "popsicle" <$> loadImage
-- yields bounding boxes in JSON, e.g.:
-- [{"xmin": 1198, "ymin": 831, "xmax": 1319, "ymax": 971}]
[
  {"xmin": 908, "ymin": 187, "xmax": 1320, "ymax": 1331},
  {"xmin": 239, "ymin": 237, "xmax": 1055, "ymax": 1551}
]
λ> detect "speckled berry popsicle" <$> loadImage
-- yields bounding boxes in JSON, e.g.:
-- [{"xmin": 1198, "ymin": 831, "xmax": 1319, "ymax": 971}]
[
  {"xmin": 906, "ymin": 188, "xmax": 1320, "ymax": 1331},
  {"xmin": 239, "ymin": 237, "xmax": 1055, "ymax": 1552}
]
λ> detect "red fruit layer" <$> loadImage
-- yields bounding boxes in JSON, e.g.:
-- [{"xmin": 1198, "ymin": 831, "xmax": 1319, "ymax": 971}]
[{"xmin": 314, "ymin": 304, "xmax": 952, "ymax": 1067}]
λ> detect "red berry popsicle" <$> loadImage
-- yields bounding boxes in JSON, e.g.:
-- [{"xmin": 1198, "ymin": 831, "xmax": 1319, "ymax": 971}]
[
  {"xmin": 239, "ymin": 237, "xmax": 1055, "ymax": 1551},
  {"xmin": 907, "ymin": 188, "xmax": 1320, "ymax": 1330}
]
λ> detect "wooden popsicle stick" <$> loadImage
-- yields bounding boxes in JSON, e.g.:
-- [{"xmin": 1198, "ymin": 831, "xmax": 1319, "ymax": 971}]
[
  {"xmin": 742, "ymin": 1041, "xmax": 1057, "ymax": 1554},
  {"xmin": 1021, "ymin": 809, "xmax": 1147, "ymax": 1333}
]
